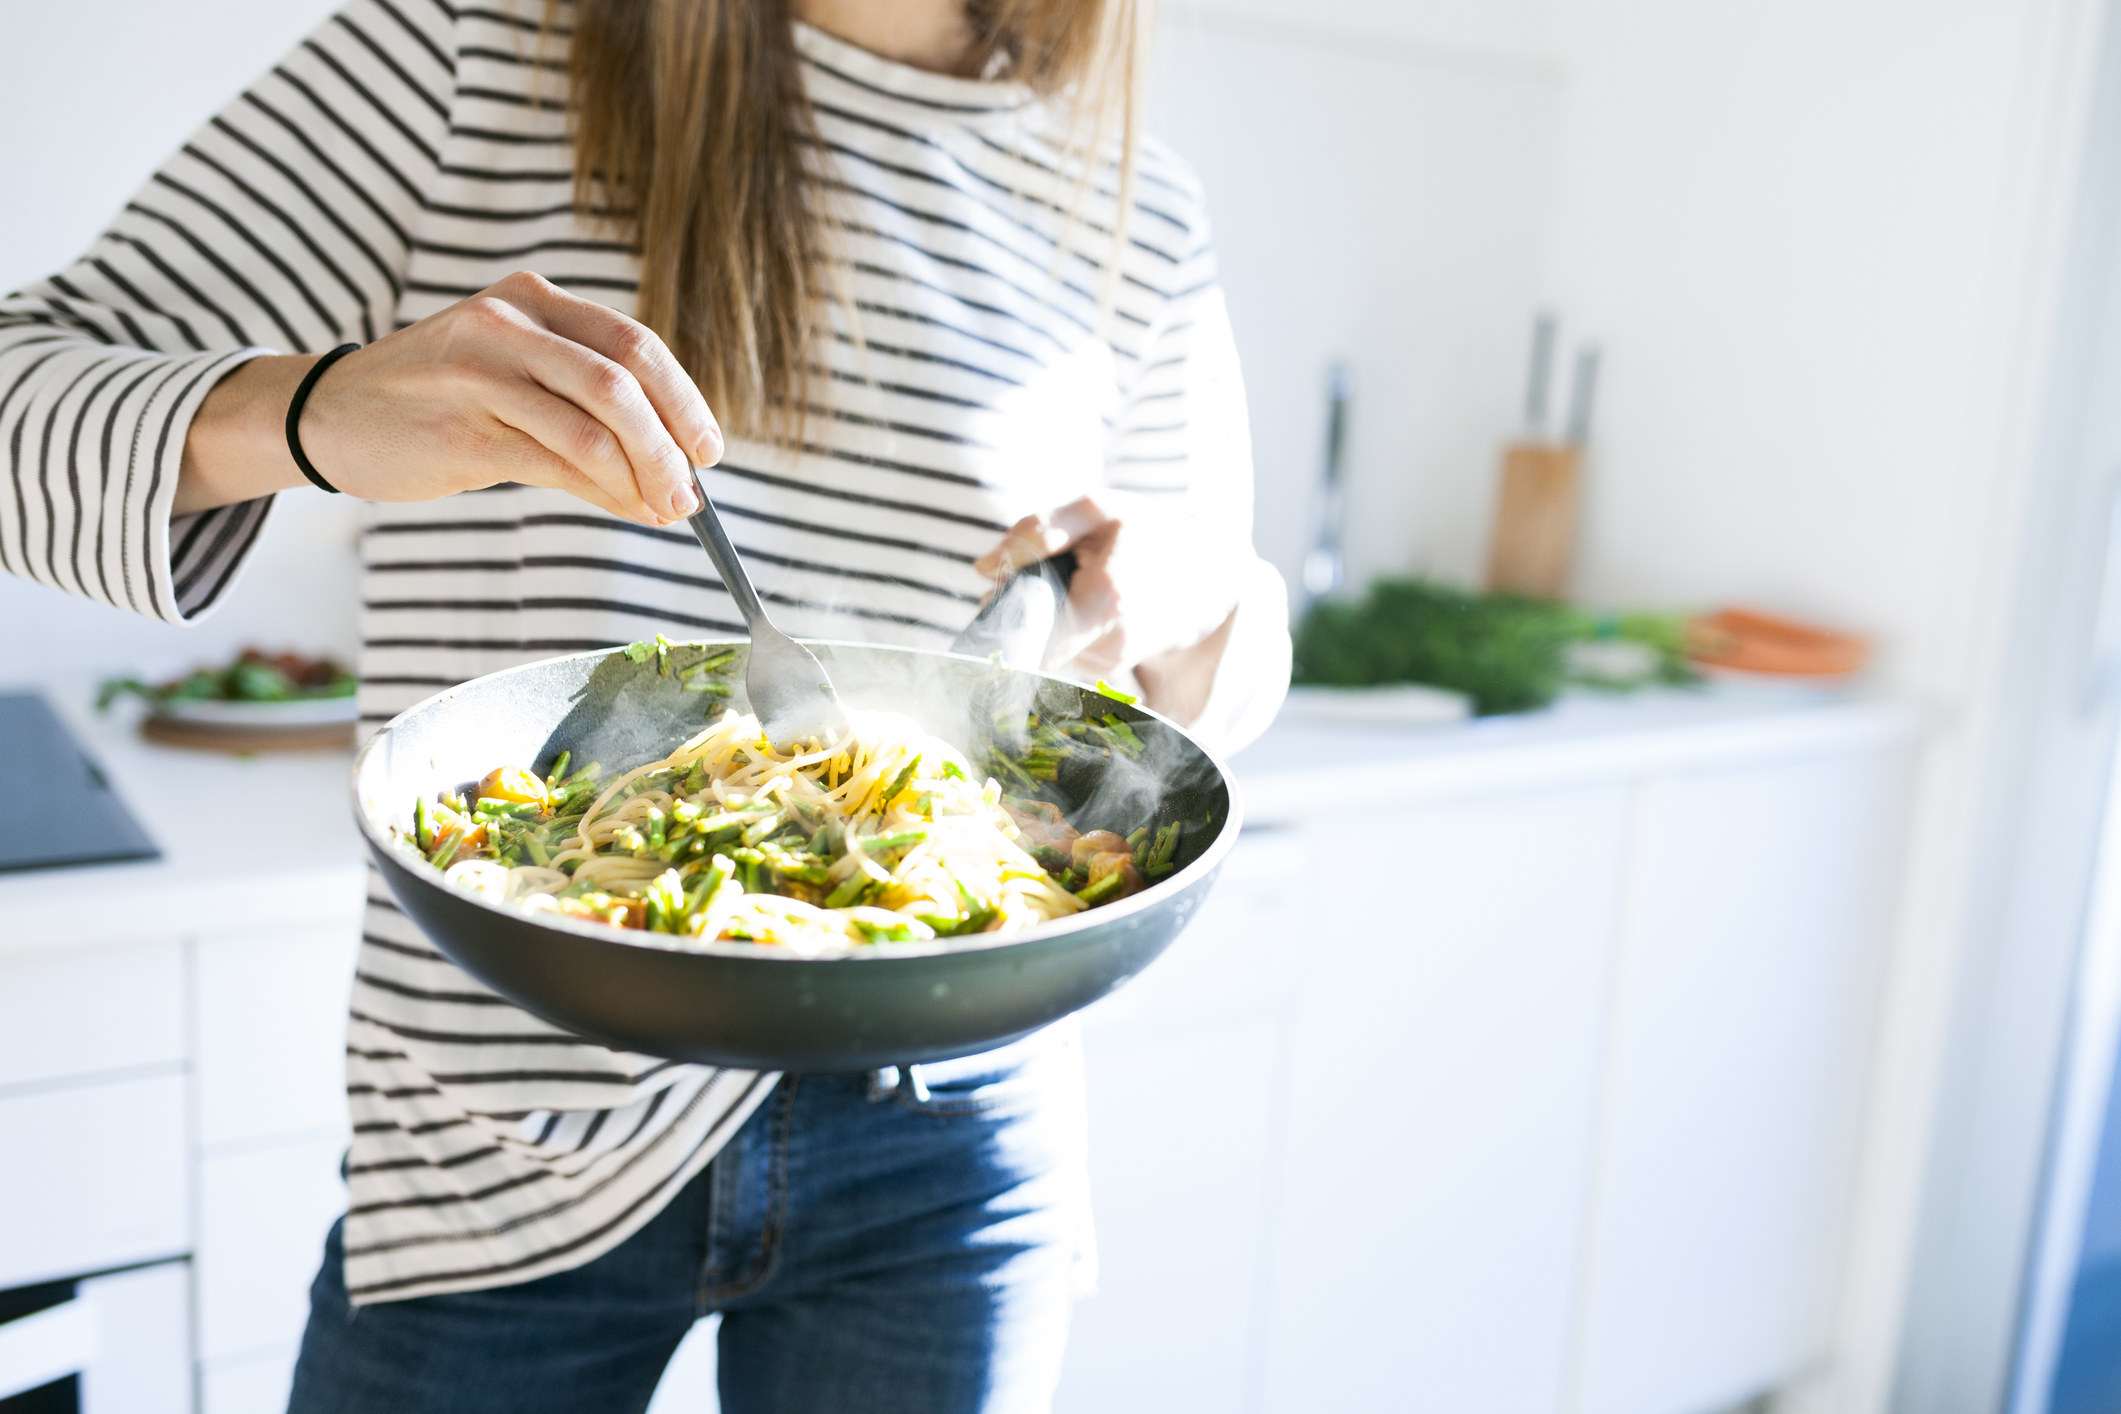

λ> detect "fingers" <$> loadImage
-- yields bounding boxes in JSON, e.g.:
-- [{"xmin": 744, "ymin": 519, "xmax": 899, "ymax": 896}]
[
  {"xmin": 471, "ymin": 422, "xmax": 649, "ymax": 524},
  {"xmin": 535, "ymin": 291, "xmax": 724, "ymax": 467},
  {"xmin": 483, "ymin": 380, "xmax": 671, "ymax": 527},
  {"xmin": 509, "ymin": 324, "xmax": 700, "ymax": 521},
  {"xmin": 973, "ymin": 515, "xmax": 1068, "ymax": 580},
  {"xmin": 973, "ymin": 495, "xmax": 1117, "ymax": 578},
  {"xmin": 483, "ymin": 273, "xmax": 719, "ymax": 519}
]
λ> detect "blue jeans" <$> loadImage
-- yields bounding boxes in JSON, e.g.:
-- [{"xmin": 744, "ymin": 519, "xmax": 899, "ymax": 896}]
[{"xmin": 286, "ymin": 1028, "xmax": 1088, "ymax": 1414}]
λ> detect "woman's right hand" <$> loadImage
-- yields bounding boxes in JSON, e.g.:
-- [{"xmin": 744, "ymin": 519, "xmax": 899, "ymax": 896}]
[{"xmin": 176, "ymin": 271, "xmax": 721, "ymax": 525}]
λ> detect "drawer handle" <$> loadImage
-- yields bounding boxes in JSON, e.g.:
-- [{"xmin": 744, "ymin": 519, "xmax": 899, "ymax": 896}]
[{"xmin": 0, "ymin": 1296, "xmax": 98, "ymax": 1400}]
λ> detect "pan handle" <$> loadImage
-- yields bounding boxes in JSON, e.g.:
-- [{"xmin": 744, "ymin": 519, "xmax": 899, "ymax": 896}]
[{"xmin": 950, "ymin": 551, "xmax": 1079, "ymax": 670}]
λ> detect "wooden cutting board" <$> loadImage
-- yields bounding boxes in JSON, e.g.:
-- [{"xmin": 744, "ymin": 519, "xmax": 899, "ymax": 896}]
[{"xmin": 141, "ymin": 717, "xmax": 356, "ymax": 753}]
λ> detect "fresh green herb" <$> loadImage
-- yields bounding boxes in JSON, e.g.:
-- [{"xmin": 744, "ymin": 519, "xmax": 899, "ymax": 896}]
[
  {"xmin": 1294, "ymin": 578, "xmax": 1581, "ymax": 716},
  {"xmin": 1295, "ymin": 577, "xmax": 1702, "ymax": 715}
]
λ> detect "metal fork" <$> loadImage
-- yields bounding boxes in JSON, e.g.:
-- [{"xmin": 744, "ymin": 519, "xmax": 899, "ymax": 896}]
[{"xmin": 683, "ymin": 468, "xmax": 850, "ymax": 752}]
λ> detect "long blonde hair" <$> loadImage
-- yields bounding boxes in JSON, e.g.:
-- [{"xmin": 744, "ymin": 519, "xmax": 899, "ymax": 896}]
[{"xmin": 569, "ymin": 0, "xmax": 1152, "ymax": 442}]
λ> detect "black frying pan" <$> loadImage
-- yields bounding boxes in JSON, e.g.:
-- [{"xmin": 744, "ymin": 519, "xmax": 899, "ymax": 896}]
[{"xmin": 351, "ymin": 639, "xmax": 1239, "ymax": 1071}]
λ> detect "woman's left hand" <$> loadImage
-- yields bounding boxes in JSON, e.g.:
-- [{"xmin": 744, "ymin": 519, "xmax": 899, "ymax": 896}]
[{"xmin": 973, "ymin": 496, "xmax": 1238, "ymax": 691}]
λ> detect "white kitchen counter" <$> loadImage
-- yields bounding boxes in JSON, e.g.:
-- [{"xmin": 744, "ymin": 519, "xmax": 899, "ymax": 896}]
[
  {"xmin": 1234, "ymin": 685, "xmax": 1917, "ymax": 824},
  {"xmin": 0, "ymin": 679, "xmax": 1917, "ymax": 955},
  {"xmin": 0, "ymin": 681, "xmax": 365, "ymax": 958}
]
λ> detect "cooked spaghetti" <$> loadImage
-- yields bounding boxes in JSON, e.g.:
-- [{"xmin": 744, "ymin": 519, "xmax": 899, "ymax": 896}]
[{"xmin": 405, "ymin": 706, "xmax": 1181, "ymax": 955}]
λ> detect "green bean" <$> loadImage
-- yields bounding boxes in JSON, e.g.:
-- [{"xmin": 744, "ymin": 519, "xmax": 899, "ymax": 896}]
[
  {"xmin": 429, "ymin": 827, "xmax": 465, "ymax": 870},
  {"xmin": 826, "ymin": 871, "xmax": 883, "ymax": 909},
  {"xmin": 880, "ymin": 755, "xmax": 922, "ymax": 804},
  {"xmin": 685, "ymin": 856, "xmax": 732, "ymax": 914},
  {"xmin": 1076, "ymin": 870, "xmax": 1125, "ymax": 905}
]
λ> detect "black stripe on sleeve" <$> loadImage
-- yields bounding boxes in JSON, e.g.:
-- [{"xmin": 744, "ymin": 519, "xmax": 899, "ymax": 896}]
[{"xmin": 240, "ymin": 91, "xmax": 414, "ymax": 249}]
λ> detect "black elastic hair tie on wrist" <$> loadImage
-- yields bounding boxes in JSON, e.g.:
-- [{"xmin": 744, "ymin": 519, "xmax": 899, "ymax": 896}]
[{"xmin": 285, "ymin": 342, "xmax": 361, "ymax": 494}]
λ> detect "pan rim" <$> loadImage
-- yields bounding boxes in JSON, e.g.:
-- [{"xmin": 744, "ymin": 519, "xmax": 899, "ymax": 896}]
[{"xmin": 351, "ymin": 639, "xmax": 1244, "ymax": 964}]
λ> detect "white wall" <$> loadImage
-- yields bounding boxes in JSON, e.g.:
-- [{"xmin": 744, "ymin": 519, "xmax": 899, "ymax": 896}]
[
  {"xmin": 1151, "ymin": 1, "xmax": 1562, "ymax": 599},
  {"xmin": 1534, "ymin": 2, "xmax": 2106, "ymax": 1413},
  {"xmin": 1545, "ymin": 0, "xmax": 2054, "ymax": 679},
  {"xmin": 0, "ymin": 0, "xmax": 357, "ymax": 687}
]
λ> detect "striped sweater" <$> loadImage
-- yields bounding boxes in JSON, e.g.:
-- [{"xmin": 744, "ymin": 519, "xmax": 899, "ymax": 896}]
[{"xmin": 0, "ymin": 0, "xmax": 1287, "ymax": 1303}]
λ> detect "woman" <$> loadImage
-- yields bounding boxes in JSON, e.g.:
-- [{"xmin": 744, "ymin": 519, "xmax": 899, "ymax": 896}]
[{"xmin": 0, "ymin": 0, "xmax": 1287, "ymax": 1407}]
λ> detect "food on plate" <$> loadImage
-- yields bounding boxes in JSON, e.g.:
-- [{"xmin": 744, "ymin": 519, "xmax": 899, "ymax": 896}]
[
  {"xmin": 98, "ymin": 648, "xmax": 356, "ymax": 710},
  {"xmin": 404, "ymin": 686, "xmax": 1183, "ymax": 955}
]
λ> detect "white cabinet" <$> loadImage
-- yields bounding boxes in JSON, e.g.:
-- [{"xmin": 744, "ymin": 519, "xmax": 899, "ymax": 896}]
[
  {"xmin": 196, "ymin": 1134, "xmax": 346, "ymax": 1363},
  {"xmin": 0, "ymin": 1074, "xmax": 189, "ymax": 1289},
  {"xmin": 79, "ymin": 1262, "xmax": 194, "ymax": 1414},
  {"xmin": 195, "ymin": 918, "xmax": 360, "ymax": 1148},
  {"xmin": 0, "ymin": 869, "xmax": 359, "ymax": 1414},
  {"xmin": 189, "ymin": 912, "xmax": 359, "ymax": 1404},
  {"xmin": 1261, "ymin": 784, "xmax": 1633, "ymax": 1414},
  {"xmin": 0, "ymin": 937, "xmax": 185, "ymax": 1089},
  {"xmin": 1056, "ymin": 700, "xmax": 1913, "ymax": 1414},
  {"xmin": 1060, "ymin": 829, "xmax": 1306, "ymax": 1411},
  {"xmin": 1570, "ymin": 749, "xmax": 1904, "ymax": 1414},
  {"xmin": 1065, "ymin": 1017, "xmax": 1283, "ymax": 1411}
]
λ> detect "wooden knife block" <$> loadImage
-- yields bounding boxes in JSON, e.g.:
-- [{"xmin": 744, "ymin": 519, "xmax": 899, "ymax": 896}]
[{"xmin": 1485, "ymin": 442, "xmax": 1581, "ymax": 600}]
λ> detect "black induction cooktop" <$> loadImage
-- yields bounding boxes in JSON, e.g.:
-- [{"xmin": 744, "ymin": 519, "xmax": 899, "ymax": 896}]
[{"xmin": 0, "ymin": 692, "xmax": 158, "ymax": 873}]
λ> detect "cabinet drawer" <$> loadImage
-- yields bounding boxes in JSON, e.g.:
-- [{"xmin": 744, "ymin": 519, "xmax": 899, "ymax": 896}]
[
  {"xmin": 0, "ymin": 1073, "xmax": 189, "ymax": 1288},
  {"xmin": 0, "ymin": 938, "xmax": 185, "ymax": 1089},
  {"xmin": 196, "ymin": 921, "xmax": 358, "ymax": 1147}
]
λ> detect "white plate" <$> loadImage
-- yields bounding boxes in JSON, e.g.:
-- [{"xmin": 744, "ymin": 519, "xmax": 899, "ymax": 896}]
[
  {"xmin": 1281, "ymin": 683, "xmax": 1474, "ymax": 725},
  {"xmin": 150, "ymin": 695, "xmax": 360, "ymax": 727}
]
